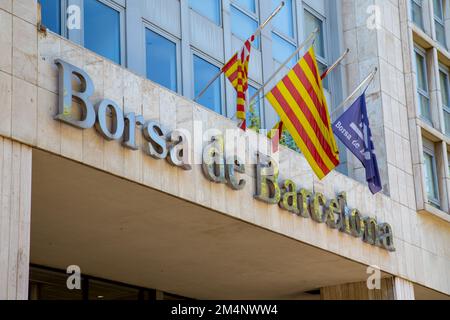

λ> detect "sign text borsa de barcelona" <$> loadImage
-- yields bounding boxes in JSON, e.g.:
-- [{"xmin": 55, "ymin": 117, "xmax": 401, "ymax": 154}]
[{"xmin": 54, "ymin": 59, "xmax": 395, "ymax": 252}]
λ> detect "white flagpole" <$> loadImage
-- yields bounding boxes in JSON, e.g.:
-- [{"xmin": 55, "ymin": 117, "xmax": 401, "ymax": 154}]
[
  {"xmin": 194, "ymin": 1, "xmax": 285, "ymax": 102},
  {"xmin": 331, "ymin": 67, "xmax": 378, "ymax": 119}
]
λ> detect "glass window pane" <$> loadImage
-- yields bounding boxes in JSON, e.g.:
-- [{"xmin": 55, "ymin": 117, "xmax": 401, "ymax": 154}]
[
  {"xmin": 423, "ymin": 152, "xmax": 439, "ymax": 202},
  {"xmin": 434, "ymin": 0, "xmax": 443, "ymax": 19},
  {"xmin": 84, "ymin": 0, "xmax": 121, "ymax": 64},
  {"xmin": 40, "ymin": 0, "xmax": 61, "ymax": 34},
  {"xmin": 444, "ymin": 109, "xmax": 450, "ymax": 135},
  {"xmin": 189, "ymin": 0, "xmax": 221, "ymax": 25},
  {"xmin": 304, "ymin": 10, "xmax": 325, "ymax": 59},
  {"xmin": 194, "ymin": 55, "xmax": 222, "ymax": 114},
  {"xmin": 146, "ymin": 29, "xmax": 177, "ymax": 92},
  {"xmin": 231, "ymin": 6, "xmax": 259, "ymax": 48},
  {"xmin": 440, "ymin": 70, "xmax": 449, "ymax": 107},
  {"xmin": 412, "ymin": 0, "xmax": 424, "ymax": 28},
  {"xmin": 233, "ymin": 0, "xmax": 256, "ymax": 13},
  {"xmin": 272, "ymin": 0, "xmax": 294, "ymax": 38},
  {"xmin": 435, "ymin": 21, "xmax": 446, "ymax": 46},
  {"xmin": 419, "ymin": 94, "xmax": 431, "ymax": 121},
  {"xmin": 272, "ymin": 32, "xmax": 296, "ymax": 67},
  {"xmin": 415, "ymin": 52, "xmax": 427, "ymax": 91}
]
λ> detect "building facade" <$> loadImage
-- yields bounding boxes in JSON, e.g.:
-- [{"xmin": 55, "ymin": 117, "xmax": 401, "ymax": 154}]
[{"xmin": 0, "ymin": 0, "xmax": 449, "ymax": 300}]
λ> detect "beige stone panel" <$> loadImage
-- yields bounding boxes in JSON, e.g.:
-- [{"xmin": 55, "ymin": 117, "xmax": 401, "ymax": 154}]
[
  {"xmin": 103, "ymin": 139, "xmax": 125, "ymax": 178},
  {"xmin": 83, "ymin": 51, "xmax": 104, "ymax": 101},
  {"xmin": 104, "ymin": 62, "xmax": 124, "ymax": 103},
  {"xmin": 60, "ymin": 100, "xmax": 83, "ymax": 162},
  {"xmin": 176, "ymin": 99, "xmax": 195, "ymax": 202},
  {"xmin": 13, "ymin": 0, "xmax": 37, "ymax": 25},
  {"xmin": 0, "ymin": 9, "xmax": 12, "ymax": 74},
  {"xmin": 12, "ymin": 16, "xmax": 37, "ymax": 85},
  {"xmin": 0, "ymin": 71, "xmax": 12, "ymax": 137},
  {"xmin": 82, "ymin": 53, "xmax": 104, "ymax": 169},
  {"xmin": 60, "ymin": 40, "xmax": 83, "ymax": 68},
  {"xmin": 0, "ymin": 0, "xmax": 12, "ymax": 12},
  {"xmin": 37, "ymin": 32, "xmax": 61, "ymax": 94},
  {"xmin": 142, "ymin": 83, "xmax": 162, "ymax": 190},
  {"xmin": 158, "ymin": 89, "xmax": 178, "ymax": 195},
  {"xmin": 0, "ymin": 138, "xmax": 31, "ymax": 300},
  {"xmin": 11, "ymin": 76, "xmax": 37, "ymax": 145},
  {"xmin": 123, "ymin": 71, "xmax": 143, "ymax": 115},
  {"xmin": 37, "ymin": 87, "xmax": 60, "ymax": 154}
]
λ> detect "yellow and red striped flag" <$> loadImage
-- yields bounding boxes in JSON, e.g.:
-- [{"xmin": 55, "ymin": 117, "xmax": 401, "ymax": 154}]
[
  {"xmin": 222, "ymin": 35, "xmax": 255, "ymax": 130},
  {"xmin": 269, "ymin": 63, "xmax": 331, "ymax": 153},
  {"xmin": 266, "ymin": 47, "xmax": 340, "ymax": 179}
]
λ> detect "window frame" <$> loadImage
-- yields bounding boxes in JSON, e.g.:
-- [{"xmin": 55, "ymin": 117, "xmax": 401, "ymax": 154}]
[
  {"xmin": 439, "ymin": 64, "xmax": 450, "ymax": 135},
  {"xmin": 423, "ymin": 139, "xmax": 441, "ymax": 207},
  {"xmin": 189, "ymin": 0, "xmax": 223, "ymax": 26},
  {"xmin": 433, "ymin": 0, "xmax": 447, "ymax": 47},
  {"xmin": 143, "ymin": 21, "xmax": 182, "ymax": 94},
  {"xmin": 412, "ymin": 0, "xmax": 425, "ymax": 29},
  {"xmin": 303, "ymin": 6, "xmax": 328, "ymax": 70},
  {"xmin": 230, "ymin": 0, "xmax": 260, "ymax": 49},
  {"xmin": 39, "ymin": 0, "xmax": 68, "ymax": 37},
  {"xmin": 81, "ymin": 0, "xmax": 126, "ymax": 66},
  {"xmin": 271, "ymin": 0, "xmax": 298, "ymax": 65},
  {"xmin": 191, "ymin": 49, "xmax": 225, "ymax": 115},
  {"xmin": 414, "ymin": 46, "xmax": 432, "ymax": 122}
]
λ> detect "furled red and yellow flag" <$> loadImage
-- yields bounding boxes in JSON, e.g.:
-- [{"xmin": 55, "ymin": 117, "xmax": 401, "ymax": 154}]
[
  {"xmin": 266, "ymin": 47, "xmax": 340, "ymax": 179},
  {"xmin": 222, "ymin": 35, "xmax": 255, "ymax": 130}
]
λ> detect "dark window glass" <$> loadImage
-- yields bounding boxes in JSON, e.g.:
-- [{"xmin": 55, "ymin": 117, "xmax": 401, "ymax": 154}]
[
  {"xmin": 193, "ymin": 55, "xmax": 222, "ymax": 114},
  {"xmin": 84, "ymin": 0, "xmax": 121, "ymax": 64},
  {"xmin": 146, "ymin": 29, "xmax": 178, "ymax": 92},
  {"xmin": 40, "ymin": 0, "xmax": 61, "ymax": 34}
]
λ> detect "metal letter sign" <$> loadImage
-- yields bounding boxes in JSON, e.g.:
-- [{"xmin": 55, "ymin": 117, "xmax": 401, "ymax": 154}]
[{"xmin": 54, "ymin": 59, "xmax": 395, "ymax": 252}]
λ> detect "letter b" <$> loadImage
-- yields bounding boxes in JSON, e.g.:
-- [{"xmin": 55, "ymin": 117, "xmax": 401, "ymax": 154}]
[{"xmin": 55, "ymin": 59, "xmax": 96, "ymax": 129}]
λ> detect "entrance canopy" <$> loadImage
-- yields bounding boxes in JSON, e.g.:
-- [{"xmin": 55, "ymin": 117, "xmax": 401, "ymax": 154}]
[{"xmin": 31, "ymin": 149, "xmax": 389, "ymax": 300}]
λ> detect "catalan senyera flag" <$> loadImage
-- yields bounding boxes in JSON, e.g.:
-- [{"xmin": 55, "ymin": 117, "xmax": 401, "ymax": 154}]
[
  {"xmin": 222, "ymin": 35, "xmax": 255, "ymax": 130},
  {"xmin": 266, "ymin": 47, "xmax": 340, "ymax": 179},
  {"xmin": 269, "ymin": 64, "xmax": 330, "ymax": 153}
]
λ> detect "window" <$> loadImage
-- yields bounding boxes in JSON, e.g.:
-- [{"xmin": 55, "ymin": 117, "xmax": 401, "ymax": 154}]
[
  {"xmin": 145, "ymin": 29, "xmax": 178, "ymax": 93},
  {"xmin": 84, "ymin": 0, "xmax": 122, "ymax": 65},
  {"xmin": 189, "ymin": 0, "xmax": 221, "ymax": 25},
  {"xmin": 272, "ymin": 33, "xmax": 296, "ymax": 66},
  {"xmin": 231, "ymin": 0, "xmax": 260, "ymax": 48},
  {"xmin": 423, "ymin": 139, "xmax": 440, "ymax": 207},
  {"xmin": 193, "ymin": 55, "xmax": 222, "ymax": 114},
  {"xmin": 271, "ymin": 0, "xmax": 297, "ymax": 68},
  {"xmin": 272, "ymin": 0, "xmax": 294, "ymax": 37},
  {"xmin": 439, "ymin": 67, "xmax": 450, "ymax": 135},
  {"xmin": 434, "ymin": 0, "xmax": 446, "ymax": 47},
  {"xmin": 39, "ymin": 0, "xmax": 61, "ymax": 35},
  {"xmin": 415, "ymin": 48, "xmax": 431, "ymax": 122},
  {"xmin": 412, "ymin": 0, "xmax": 424, "ymax": 29},
  {"xmin": 304, "ymin": 9, "xmax": 328, "ymax": 89}
]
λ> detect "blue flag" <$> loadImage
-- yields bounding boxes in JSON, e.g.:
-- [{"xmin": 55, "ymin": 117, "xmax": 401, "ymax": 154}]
[{"xmin": 333, "ymin": 92, "xmax": 382, "ymax": 194}]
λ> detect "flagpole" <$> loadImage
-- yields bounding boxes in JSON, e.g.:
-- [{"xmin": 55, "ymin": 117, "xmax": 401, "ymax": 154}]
[
  {"xmin": 331, "ymin": 67, "xmax": 378, "ymax": 119},
  {"xmin": 194, "ymin": 2, "xmax": 285, "ymax": 102},
  {"xmin": 320, "ymin": 48, "xmax": 350, "ymax": 79},
  {"xmin": 247, "ymin": 27, "xmax": 320, "ymax": 106}
]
